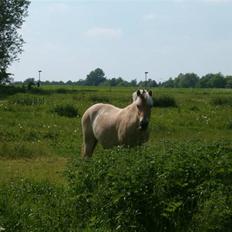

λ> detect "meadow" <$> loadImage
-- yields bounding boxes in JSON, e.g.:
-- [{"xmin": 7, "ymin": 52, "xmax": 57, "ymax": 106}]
[{"xmin": 0, "ymin": 85, "xmax": 232, "ymax": 231}]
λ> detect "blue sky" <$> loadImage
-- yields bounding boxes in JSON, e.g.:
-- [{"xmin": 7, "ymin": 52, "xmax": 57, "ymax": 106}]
[{"xmin": 10, "ymin": 0, "xmax": 232, "ymax": 82}]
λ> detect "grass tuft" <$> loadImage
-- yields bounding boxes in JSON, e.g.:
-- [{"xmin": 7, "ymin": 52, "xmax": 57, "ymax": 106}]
[
  {"xmin": 211, "ymin": 96, "xmax": 232, "ymax": 106},
  {"xmin": 9, "ymin": 94, "xmax": 45, "ymax": 106},
  {"xmin": 52, "ymin": 104, "xmax": 79, "ymax": 118},
  {"xmin": 0, "ymin": 142, "xmax": 52, "ymax": 159},
  {"xmin": 153, "ymin": 95, "xmax": 177, "ymax": 107},
  {"xmin": 89, "ymin": 95, "xmax": 110, "ymax": 103}
]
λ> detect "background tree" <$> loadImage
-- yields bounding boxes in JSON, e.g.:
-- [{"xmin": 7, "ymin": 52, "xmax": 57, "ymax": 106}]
[
  {"xmin": 0, "ymin": 0, "xmax": 30, "ymax": 84},
  {"xmin": 173, "ymin": 73, "xmax": 199, "ymax": 88},
  {"xmin": 162, "ymin": 78, "xmax": 174, "ymax": 87},
  {"xmin": 23, "ymin": 77, "xmax": 35, "ymax": 89},
  {"xmin": 200, "ymin": 73, "xmax": 225, "ymax": 88},
  {"xmin": 225, "ymin": 76, "xmax": 232, "ymax": 88},
  {"xmin": 85, "ymin": 68, "xmax": 106, "ymax": 86},
  {"xmin": 208, "ymin": 73, "xmax": 225, "ymax": 88}
]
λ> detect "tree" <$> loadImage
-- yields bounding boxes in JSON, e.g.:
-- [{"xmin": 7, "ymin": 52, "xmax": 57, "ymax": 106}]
[
  {"xmin": 199, "ymin": 74, "xmax": 212, "ymax": 88},
  {"xmin": 174, "ymin": 73, "xmax": 199, "ymax": 88},
  {"xmin": 200, "ymin": 73, "xmax": 225, "ymax": 88},
  {"xmin": 162, "ymin": 78, "xmax": 174, "ymax": 87},
  {"xmin": 0, "ymin": 0, "xmax": 30, "ymax": 83},
  {"xmin": 23, "ymin": 77, "xmax": 35, "ymax": 89},
  {"xmin": 209, "ymin": 73, "xmax": 225, "ymax": 88},
  {"xmin": 85, "ymin": 68, "xmax": 106, "ymax": 86},
  {"xmin": 225, "ymin": 76, "xmax": 232, "ymax": 88}
]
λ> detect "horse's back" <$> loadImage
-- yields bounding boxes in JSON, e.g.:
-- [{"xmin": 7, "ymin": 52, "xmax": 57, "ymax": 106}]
[{"xmin": 82, "ymin": 103, "xmax": 120, "ymax": 122}]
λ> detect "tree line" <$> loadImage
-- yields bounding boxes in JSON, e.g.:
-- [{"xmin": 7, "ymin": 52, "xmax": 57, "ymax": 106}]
[{"xmin": 16, "ymin": 68, "xmax": 232, "ymax": 89}]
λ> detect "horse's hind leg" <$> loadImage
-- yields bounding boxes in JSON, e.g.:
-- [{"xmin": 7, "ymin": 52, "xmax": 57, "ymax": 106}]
[
  {"xmin": 82, "ymin": 136, "xmax": 97, "ymax": 158},
  {"xmin": 81, "ymin": 114, "xmax": 97, "ymax": 158}
]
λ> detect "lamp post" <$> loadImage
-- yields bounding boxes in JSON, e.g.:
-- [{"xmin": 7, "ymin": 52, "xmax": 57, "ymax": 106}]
[
  {"xmin": 38, "ymin": 70, "xmax": 42, "ymax": 87},
  {"xmin": 145, "ymin": 71, "xmax": 148, "ymax": 88}
]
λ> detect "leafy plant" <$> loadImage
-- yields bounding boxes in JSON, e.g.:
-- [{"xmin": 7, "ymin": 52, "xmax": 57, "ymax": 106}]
[
  {"xmin": 52, "ymin": 104, "xmax": 79, "ymax": 118},
  {"xmin": 9, "ymin": 94, "xmax": 45, "ymax": 106},
  {"xmin": 153, "ymin": 95, "xmax": 177, "ymax": 107},
  {"xmin": 211, "ymin": 96, "xmax": 232, "ymax": 106}
]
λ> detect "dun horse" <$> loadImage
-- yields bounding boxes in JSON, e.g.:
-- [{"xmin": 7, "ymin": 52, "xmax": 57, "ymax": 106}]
[{"xmin": 81, "ymin": 89, "xmax": 153, "ymax": 157}]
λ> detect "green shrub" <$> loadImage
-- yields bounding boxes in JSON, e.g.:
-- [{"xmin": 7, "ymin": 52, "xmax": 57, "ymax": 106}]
[
  {"xmin": 52, "ymin": 104, "xmax": 79, "ymax": 118},
  {"xmin": 211, "ymin": 96, "xmax": 232, "ymax": 106},
  {"xmin": 1, "ymin": 142, "xmax": 232, "ymax": 231},
  {"xmin": 153, "ymin": 96, "xmax": 177, "ymax": 107},
  {"xmin": 226, "ymin": 120, "xmax": 232, "ymax": 129},
  {"xmin": 66, "ymin": 142, "xmax": 232, "ymax": 232},
  {"xmin": 0, "ymin": 85, "xmax": 26, "ymax": 97},
  {"xmin": 0, "ymin": 180, "xmax": 74, "ymax": 232},
  {"xmin": 189, "ymin": 105, "xmax": 200, "ymax": 111},
  {"xmin": 89, "ymin": 95, "xmax": 110, "ymax": 103},
  {"xmin": 9, "ymin": 94, "xmax": 45, "ymax": 106}
]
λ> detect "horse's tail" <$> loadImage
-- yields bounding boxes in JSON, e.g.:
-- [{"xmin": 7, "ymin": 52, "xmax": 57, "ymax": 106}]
[{"xmin": 81, "ymin": 110, "xmax": 97, "ymax": 158}]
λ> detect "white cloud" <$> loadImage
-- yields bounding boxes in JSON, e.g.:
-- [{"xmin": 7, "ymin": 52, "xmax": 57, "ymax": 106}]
[{"xmin": 85, "ymin": 27, "xmax": 122, "ymax": 39}]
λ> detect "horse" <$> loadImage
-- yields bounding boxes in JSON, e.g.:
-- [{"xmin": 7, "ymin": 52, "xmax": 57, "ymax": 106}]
[{"xmin": 81, "ymin": 89, "xmax": 153, "ymax": 158}]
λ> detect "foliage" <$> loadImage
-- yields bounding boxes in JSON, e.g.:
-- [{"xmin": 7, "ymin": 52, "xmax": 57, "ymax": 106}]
[
  {"xmin": 161, "ymin": 72, "xmax": 230, "ymax": 89},
  {"xmin": 0, "ymin": 86, "xmax": 232, "ymax": 231},
  {"xmin": 153, "ymin": 95, "xmax": 177, "ymax": 107},
  {"xmin": 65, "ymin": 142, "xmax": 232, "ymax": 232},
  {"xmin": 12, "ymin": 71, "xmax": 232, "ymax": 88},
  {"xmin": 9, "ymin": 94, "xmax": 45, "ymax": 105},
  {"xmin": 0, "ymin": 0, "xmax": 30, "ymax": 83},
  {"xmin": 0, "ymin": 180, "xmax": 74, "ymax": 232},
  {"xmin": 53, "ymin": 104, "xmax": 79, "ymax": 118},
  {"xmin": 211, "ymin": 96, "xmax": 232, "ymax": 106},
  {"xmin": 89, "ymin": 95, "xmax": 110, "ymax": 103},
  {"xmin": 1, "ymin": 142, "xmax": 232, "ymax": 231},
  {"xmin": 85, "ymin": 68, "xmax": 106, "ymax": 86},
  {"xmin": 199, "ymin": 73, "xmax": 226, "ymax": 88},
  {"xmin": 174, "ymin": 73, "xmax": 199, "ymax": 88}
]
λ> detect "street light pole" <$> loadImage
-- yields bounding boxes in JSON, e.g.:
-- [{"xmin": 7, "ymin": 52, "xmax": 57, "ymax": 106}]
[
  {"xmin": 38, "ymin": 70, "xmax": 42, "ymax": 87},
  {"xmin": 145, "ymin": 71, "xmax": 148, "ymax": 88}
]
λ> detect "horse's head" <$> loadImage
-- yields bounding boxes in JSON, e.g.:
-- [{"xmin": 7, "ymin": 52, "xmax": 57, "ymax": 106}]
[{"xmin": 132, "ymin": 89, "xmax": 153, "ymax": 131}]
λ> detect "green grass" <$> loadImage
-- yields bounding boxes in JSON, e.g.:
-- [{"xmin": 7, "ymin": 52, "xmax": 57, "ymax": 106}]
[{"xmin": 0, "ymin": 86, "xmax": 232, "ymax": 231}]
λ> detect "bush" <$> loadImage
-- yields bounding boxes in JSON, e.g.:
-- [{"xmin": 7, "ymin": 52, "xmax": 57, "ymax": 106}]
[
  {"xmin": 0, "ymin": 85, "xmax": 26, "ymax": 97},
  {"xmin": 153, "ymin": 96, "xmax": 177, "ymax": 107},
  {"xmin": 211, "ymin": 96, "xmax": 232, "ymax": 106},
  {"xmin": 66, "ymin": 142, "xmax": 232, "ymax": 232},
  {"xmin": 9, "ymin": 94, "xmax": 45, "ymax": 106},
  {"xmin": 0, "ymin": 180, "xmax": 73, "ymax": 232},
  {"xmin": 1, "ymin": 142, "xmax": 232, "ymax": 231},
  {"xmin": 53, "ymin": 104, "xmax": 79, "ymax": 118},
  {"xmin": 89, "ymin": 95, "xmax": 110, "ymax": 103}
]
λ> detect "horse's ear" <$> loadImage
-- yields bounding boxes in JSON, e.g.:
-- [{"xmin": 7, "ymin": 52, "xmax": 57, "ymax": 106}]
[
  {"xmin": 148, "ymin": 90, "xmax": 152, "ymax": 96},
  {"xmin": 137, "ymin": 90, "xmax": 141, "ymax": 96}
]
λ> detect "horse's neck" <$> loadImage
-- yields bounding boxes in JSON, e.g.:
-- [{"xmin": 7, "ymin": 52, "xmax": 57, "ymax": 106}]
[{"xmin": 123, "ymin": 102, "xmax": 139, "ymax": 115}]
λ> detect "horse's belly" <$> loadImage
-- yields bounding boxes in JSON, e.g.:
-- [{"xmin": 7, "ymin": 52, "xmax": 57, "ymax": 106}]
[{"xmin": 95, "ymin": 129, "xmax": 119, "ymax": 148}]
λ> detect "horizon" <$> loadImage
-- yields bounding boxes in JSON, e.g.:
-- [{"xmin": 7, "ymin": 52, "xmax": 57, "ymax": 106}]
[{"xmin": 9, "ymin": 0, "xmax": 232, "ymax": 83}]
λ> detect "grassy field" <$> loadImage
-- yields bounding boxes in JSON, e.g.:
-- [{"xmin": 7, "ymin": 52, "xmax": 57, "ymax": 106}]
[{"xmin": 0, "ymin": 86, "xmax": 232, "ymax": 231}]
